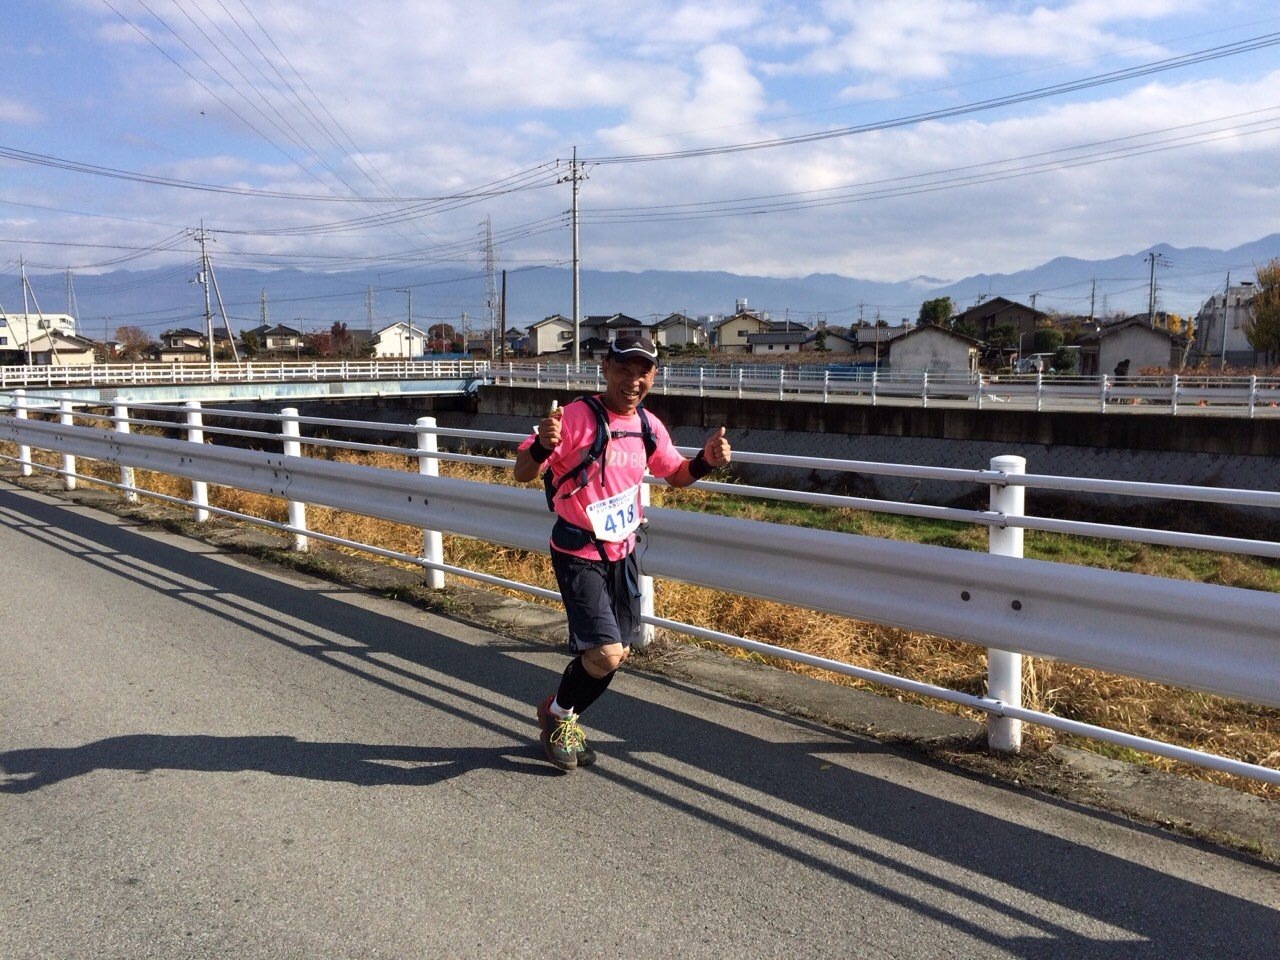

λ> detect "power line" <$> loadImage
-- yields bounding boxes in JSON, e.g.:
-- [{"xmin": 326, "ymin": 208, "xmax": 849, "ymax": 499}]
[{"xmin": 585, "ymin": 32, "xmax": 1280, "ymax": 164}]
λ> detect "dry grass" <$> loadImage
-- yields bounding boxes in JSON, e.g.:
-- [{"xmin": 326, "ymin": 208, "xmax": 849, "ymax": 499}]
[{"xmin": 7, "ymin": 431, "xmax": 1278, "ymax": 798}]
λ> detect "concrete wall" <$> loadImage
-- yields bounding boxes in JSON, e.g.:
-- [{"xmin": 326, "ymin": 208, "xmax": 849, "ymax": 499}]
[{"xmin": 468, "ymin": 387, "xmax": 1280, "ymax": 520}]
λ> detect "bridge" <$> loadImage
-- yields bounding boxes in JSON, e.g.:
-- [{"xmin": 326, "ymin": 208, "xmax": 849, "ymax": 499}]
[{"xmin": 2, "ymin": 479, "xmax": 1277, "ymax": 959}]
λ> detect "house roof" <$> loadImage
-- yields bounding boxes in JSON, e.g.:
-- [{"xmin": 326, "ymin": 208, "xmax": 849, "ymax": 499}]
[
  {"xmin": 654, "ymin": 313, "xmax": 696, "ymax": 328},
  {"xmin": 527, "ymin": 314, "xmax": 571, "ymax": 330},
  {"xmin": 748, "ymin": 331, "xmax": 809, "ymax": 345},
  {"xmin": 889, "ymin": 325, "xmax": 982, "ymax": 349}
]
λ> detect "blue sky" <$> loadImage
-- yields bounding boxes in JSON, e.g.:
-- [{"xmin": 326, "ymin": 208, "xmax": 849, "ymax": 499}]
[{"xmin": 2, "ymin": 0, "xmax": 1279, "ymax": 320}]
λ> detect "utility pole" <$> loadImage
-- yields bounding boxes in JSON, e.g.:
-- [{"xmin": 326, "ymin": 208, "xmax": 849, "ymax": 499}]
[
  {"xmin": 1219, "ymin": 271, "xmax": 1231, "ymax": 371},
  {"xmin": 193, "ymin": 223, "xmax": 215, "ymax": 366},
  {"xmin": 1089, "ymin": 278, "xmax": 1096, "ymax": 323},
  {"xmin": 558, "ymin": 147, "xmax": 587, "ymax": 366},
  {"xmin": 395, "ymin": 289, "xmax": 412, "ymax": 357},
  {"xmin": 20, "ymin": 256, "xmax": 32, "ymax": 365},
  {"xmin": 1145, "ymin": 252, "xmax": 1169, "ymax": 325},
  {"xmin": 481, "ymin": 215, "xmax": 498, "ymax": 359},
  {"xmin": 500, "ymin": 269, "xmax": 507, "ymax": 362},
  {"xmin": 366, "ymin": 287, "xmax": 374, "ymax": 333},
  {"xmin": 260, "ymin": 289, "xmax": 269, "ymax": 327}
]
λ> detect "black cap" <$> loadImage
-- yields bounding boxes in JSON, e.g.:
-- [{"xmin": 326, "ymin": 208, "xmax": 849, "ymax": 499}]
[{"xmin": 607, "ymin": 336, "xmax": 658, "ymax": 364}]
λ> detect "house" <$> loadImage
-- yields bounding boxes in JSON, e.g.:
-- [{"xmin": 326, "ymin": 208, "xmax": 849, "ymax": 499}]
[
  {"xmin": 370, "ymin": 321, "xmax": 428, "ymax": 359},
  {"xmin": 158, "ymin": 327, "xmax": 211, "ymax": 363},
  {"xmin": 25, "ymin": 331, "xmax": 98, "ymax": 366},
  {"xmin": 526, "ymin": 314, "xmax": 575, "ymax": 356},
  {"xmin": 653, "ymin": 313, "xmax": 704, "ymax": 348},
  {"xmin": 803, "ymin": 327, "xmax": 857, "ymax": 354},
  {"xmin": 0, "ymin": 312, "xmax": 77, "ymax": 353},
  {"xmin": 886, "ymin": 325, "xmax": 980, "ymax": 374},
  {"xmin": 847, "ymin": 325, "xmax": 910, "ymax": 365},
  {"xmin": 1189, "ymin": 281, "xmax": 1258, "ymax": 367},
  {"xmin": 241, "ymin": 323, "xmax": 303, "ymax": 354},
  {"xmin": 953, "ymin": 297, "xmax": 1047, "ymax": 341},
  {"xmin": 747, "ymin": 330, "xmax": 809, "ymax": 355},
  {"xmin": 1075, "ymin": 319, "xmax": 1181, "ymax": 376},
  {"xmin": 711, "ymin": 310, "xmax": 773, "ymax": 354}
]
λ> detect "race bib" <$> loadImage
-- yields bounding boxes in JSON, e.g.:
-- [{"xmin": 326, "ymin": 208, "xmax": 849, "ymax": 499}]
[{"xmin": 584, "ymin": 484, "xmax": 642, "ymax": 542}]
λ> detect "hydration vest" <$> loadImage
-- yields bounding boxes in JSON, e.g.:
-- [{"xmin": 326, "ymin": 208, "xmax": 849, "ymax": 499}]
[{"xmin": 542, "ymin": 394, "xmax": 657, "ymax": 512}]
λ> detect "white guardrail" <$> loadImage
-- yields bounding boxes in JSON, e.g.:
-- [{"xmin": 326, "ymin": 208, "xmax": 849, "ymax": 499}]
[
  {"xmin": 491, "ymin": 362, "xmax": 1280, "ymax": 417},
  {"xmin": 0, "ymin": 359, "xmax": 490, "ymax": 389},
  {"xmin": 4, "ymin": 360, "xmax": 1280, "ymax": 416},
  {"xmin": 0, "ymin": 391, "xmax": 1277, "ymax": 785}
]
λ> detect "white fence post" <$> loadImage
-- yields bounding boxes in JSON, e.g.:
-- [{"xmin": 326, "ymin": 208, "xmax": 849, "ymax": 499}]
[
  {"xmin": 1100, "ymin": 374, "xmax": 1110, "ymax": 412},
  {"xmin": 14, "ymin": 389, "xmax": 32, "ymax": 477},
  {"xmin": 1035, "ymin": 372, "xmax": 1044, "ymax": 412},
  {"xmin": 185, "ymin": 401, "xmax": 210, "ymax": 523},
  {"xmin": 114, "ymin": 401, "xmax": 137, "ymax": 503},
  {"xmin": 280, "ymin": 407, "xmax": 308, "ymax": 552},
  {"xmin": 736, "ymin": 368, "xmax": 742, "ymax": 399},
  {"xmin": 1170, "ymin": 374, "xmax": 1180, "ymax": 416},
  {"xmin": 637, "ymin": 482, "xmax": 655, "ymax": 648},
  {"xmin": 59, "ymin": 398, "xmax": 77, "ymax": 491},
  {"xmin": 987, "ymin": 454, "xmax": 1026, "ymax": 753},
  {"xmin": 921, "ymin": 371, "xmax": 929, "ymax": 408},
  {"xmin": 871, "ymin": 370, "xmax": 878, "ymax": 406},
  {"xmin": 1249, "ymin": 375, "xmax": 1258, "ymax": 418},
  {"xmin": 416, "ymin": 416, "xmax": 446, "ymax": 589}
]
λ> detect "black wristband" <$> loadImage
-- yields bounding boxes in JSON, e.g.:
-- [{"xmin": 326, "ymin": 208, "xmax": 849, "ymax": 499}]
[
  {"xmin": 528, "ymin": 441, "xmax": 553, "ymax": 464},
  {"xmin": 688, "ymin": 450, "xmax": 713, "ymax": 480}
]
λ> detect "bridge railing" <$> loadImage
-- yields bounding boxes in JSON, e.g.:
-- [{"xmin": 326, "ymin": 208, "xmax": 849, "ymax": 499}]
[
  {"xmin": 490, "ymin": 362, "xmax": 1280, "ymax": 416},
  {"xmin": 1, "ymin": 391, "xmax": 1276, "ymax": 785},
  {"xmin": 0, "ymin": 359, "xmax": 490, "ymax": 389}
]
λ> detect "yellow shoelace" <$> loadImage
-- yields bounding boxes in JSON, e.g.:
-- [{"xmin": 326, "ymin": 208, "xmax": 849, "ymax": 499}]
[{"xmin": 550, "ymin": 713, "xmax": 585, "ymax": 752}]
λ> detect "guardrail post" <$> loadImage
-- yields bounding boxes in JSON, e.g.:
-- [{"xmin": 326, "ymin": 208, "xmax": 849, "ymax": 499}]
[
  {"xmin": 870, "ymin": 370, "xmax": 878, "ymax": 406},
  {"xmin": 13, "ymin": 389, "xmax": 32, "ymax": 477},
  {"xmin": 280, "ymin": 407, "xmax": 308, "ymax": 551},
  {"xmin": 1249, "ymin": 375, "xmax": 1258, "ymax": 418},
  {"xmin": 1035, "ymin": 372, "xmax": 1044, "ymax": 412},
  {"xmin": 113, "ymin": 401, "xmax": 137, "ymax": 503},
  {"xmin": 59, "ymin": 397, "xmax": 77, "ymax": 491},
  {"xmin": 535, "ymin": 363, "xmax": 542, "ymax": 389},
  {"xmin": 661, "ymin": 366, "xmax": 668, "ymax": 395},
  {"xmin": 185, "ymin": 401, "xmax": 210, "ymax": 523},
  {"xmin": 1170, "ymin": 374, "xmax": 1180, "ymax": 416},
  {"xmin": 699, "ymin": 367, "xmax": 706, "ymax": 398},
  {"xmin": 778, "ymin": 369, "xmax": 785, "ymax": 400},
  {"xmin": 974, "ymin": 374, "xmax": 984, "ymax": 409},
  {"xmin": 921, "ymin": 371, "xmax": 929, "ymax": 408},
  {"xmin": 637, "ymin": 482, "xmax": 654, "ymax": 648},
  {"xmin": 416, "ymin": 416, "xmax": 446, "ymax": 589},
  {"xmin": 735, "ymin": 368, "xmax": 742, "ymax": 399},
  {"xmin": 1100, "ymin": 374, "xmax": 1110, "ymax": 412},
  {"xmin": 823, "ymin": 370, "xmax": 830, "ymax": 402},
  {"xmin": 987, "ymin": 454, "xmax": 1026, "ymax": 753}
]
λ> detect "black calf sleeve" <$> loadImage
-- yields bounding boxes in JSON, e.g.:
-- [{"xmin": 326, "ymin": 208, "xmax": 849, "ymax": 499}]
[{"xmin": 555, "ymin": 655, "xmax": 616, "ymax": 715}]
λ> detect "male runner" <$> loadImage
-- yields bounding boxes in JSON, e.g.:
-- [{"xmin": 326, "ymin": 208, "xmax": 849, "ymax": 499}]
[{"xmin": 513, "ymin": 336, "xmax": 731, "ymax": 770}]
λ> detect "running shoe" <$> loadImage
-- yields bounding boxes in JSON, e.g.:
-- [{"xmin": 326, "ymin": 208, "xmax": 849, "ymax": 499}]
[{"xmin": 537, "ymin": 696, "xmax": 596, "ymax": 768}]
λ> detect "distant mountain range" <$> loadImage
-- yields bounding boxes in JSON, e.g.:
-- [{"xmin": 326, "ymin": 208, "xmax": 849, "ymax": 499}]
[{"xmin": 26, "ymin": 233, "xmax": 1280, "ymax": 338}]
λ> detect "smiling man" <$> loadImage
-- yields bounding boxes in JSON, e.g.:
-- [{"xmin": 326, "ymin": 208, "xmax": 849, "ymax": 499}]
[{"xmin": 513, "ymin": 336, "xmax": 732, "ymax": 771}]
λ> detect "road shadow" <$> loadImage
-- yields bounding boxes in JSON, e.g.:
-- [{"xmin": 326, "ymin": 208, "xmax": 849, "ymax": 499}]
[
  {"xmin": 0, "ymin": 734, "xmax": 551, "ymax": 793},
  {"xmin": 1, "ymin": 484, "xmax": 1276, "ymax": 959}
]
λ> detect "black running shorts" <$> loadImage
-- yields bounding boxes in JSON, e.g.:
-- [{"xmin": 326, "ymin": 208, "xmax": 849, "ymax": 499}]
[{"xmin": 550, "ymin": 548, "xmax": 643, "ymax": 653}]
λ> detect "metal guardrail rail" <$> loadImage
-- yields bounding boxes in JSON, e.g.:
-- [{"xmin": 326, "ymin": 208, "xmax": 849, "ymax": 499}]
[
  {"xmin": 491, "ymin": 362, "xmax": 1280, "ymax": 417},
  {"xmin": 0, "ymin": 393, "xmax": 1276, "ymax": 784},
  {"xmin": 0, "ymin": 359, "xmax": 490, "ymax": 389}
]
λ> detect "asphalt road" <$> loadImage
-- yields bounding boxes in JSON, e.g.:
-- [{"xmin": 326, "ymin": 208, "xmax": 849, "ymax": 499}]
[{"xmin": 1, "ymin": 482, "xmax": 1276, "ymax": 959}]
